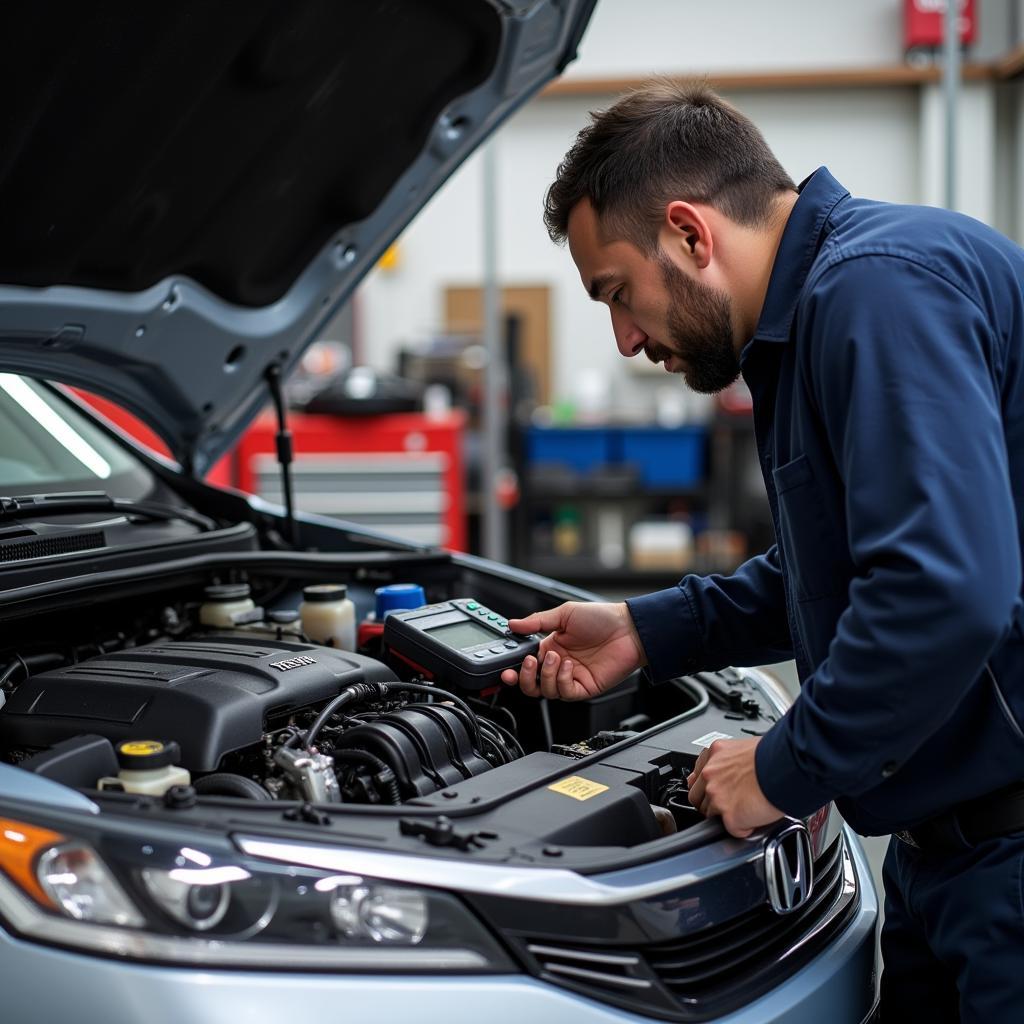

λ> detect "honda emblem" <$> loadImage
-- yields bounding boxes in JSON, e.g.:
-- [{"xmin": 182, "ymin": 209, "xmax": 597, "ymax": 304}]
[{"xmin": 764, "ymin": 822, "xmax": 814, "ymax": 915}]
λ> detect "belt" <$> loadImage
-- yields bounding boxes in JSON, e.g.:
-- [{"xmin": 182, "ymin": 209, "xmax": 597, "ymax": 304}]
[{"xmin": 895, "ymin": 782, "xmax": 1024, "ymax": 851}]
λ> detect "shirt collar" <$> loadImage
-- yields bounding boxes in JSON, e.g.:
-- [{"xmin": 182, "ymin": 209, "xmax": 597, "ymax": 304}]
[{"xmin": 746, "ymin": 166, "xmax": 850, "ymax": 348}]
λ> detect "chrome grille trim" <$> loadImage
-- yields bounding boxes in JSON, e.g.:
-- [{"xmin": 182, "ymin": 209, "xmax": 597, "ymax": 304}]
[
  {"xmin": 527, "ymin": 944, "xmax": 642, "ymax": 967},
  {"xmin": 525, "ymin": 944, "xmax": 661, "ymax": 998},
  {"xmin": 543, "ymin": 964, "xmax": 653, "ymax": 989}
]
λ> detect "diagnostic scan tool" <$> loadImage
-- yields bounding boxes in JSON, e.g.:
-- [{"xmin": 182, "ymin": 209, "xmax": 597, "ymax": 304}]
[{"xmin": 382, "ymin": 598, "xmax": 541, "ymax": 690}]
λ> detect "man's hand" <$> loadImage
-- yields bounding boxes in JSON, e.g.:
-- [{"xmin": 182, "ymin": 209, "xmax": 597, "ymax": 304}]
[
  {"xmin": 687, "ymin": 737, "xmax": 785, "ymax": 838},
  {"xmin": 499, "ymin": 601, "xmax": 646, "ymax": 701}
]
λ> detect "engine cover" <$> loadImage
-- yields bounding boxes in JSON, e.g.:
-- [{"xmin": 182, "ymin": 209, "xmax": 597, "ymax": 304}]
[{"xmin": 0, "ymin": 635, "xmax": 396, "ymax": 770}]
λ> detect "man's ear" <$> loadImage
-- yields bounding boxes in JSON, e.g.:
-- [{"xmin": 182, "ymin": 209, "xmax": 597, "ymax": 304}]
[{"xmin": 663, "ymin": 201, "xmax": 712, "ymax": 268}]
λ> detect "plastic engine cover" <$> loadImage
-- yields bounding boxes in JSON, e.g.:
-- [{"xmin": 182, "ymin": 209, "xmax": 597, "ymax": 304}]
[{"xmin": 0, "ymin": 635, "xmax": 397, "ymax": 770}]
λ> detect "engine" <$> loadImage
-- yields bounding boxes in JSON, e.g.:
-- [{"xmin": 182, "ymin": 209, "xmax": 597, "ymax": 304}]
[{"xmin": 0, "ymin": 633, "xmax": 514, "ymax": 804}]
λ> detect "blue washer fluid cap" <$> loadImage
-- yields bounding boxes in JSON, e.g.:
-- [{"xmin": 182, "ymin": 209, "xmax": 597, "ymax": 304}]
[{"xmin": 375, "ymin": 583, "xmax": 426, "ymax": 619}]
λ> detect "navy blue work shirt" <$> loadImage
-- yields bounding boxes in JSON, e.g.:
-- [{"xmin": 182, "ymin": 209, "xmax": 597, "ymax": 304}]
[{"xmin": 627, "ymin": 168, "xmax": 1024, "ymax": 836}]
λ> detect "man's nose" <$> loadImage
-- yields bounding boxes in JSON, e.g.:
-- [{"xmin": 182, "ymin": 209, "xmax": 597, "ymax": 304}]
[{"xmin": 612, "ymin": 311, "xmax": 647, "ymax": 358}]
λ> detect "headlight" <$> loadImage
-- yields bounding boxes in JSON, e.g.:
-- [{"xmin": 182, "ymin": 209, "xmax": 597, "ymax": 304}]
[
  {"xmin": 0, "ymin": 815, "xmax": 512, "ymax": 971},
  {"xmin": 328, "ymin": 880, "xmax": 429, "ymax": 945},
  {"xmin": 39, "ymin": 843, "xmax": 143, "ymax": 927},
  {"xmin": 140, "ymin": 866, "xmax": 235, "ymax": 932}
]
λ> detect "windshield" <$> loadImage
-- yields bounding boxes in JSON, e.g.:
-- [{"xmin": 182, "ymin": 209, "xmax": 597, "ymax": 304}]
[{"xmin": 0, "ymin": 376, "xmax": 156, "ymax": 499}]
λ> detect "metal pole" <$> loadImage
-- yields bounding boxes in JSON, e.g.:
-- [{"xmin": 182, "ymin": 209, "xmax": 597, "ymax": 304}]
[
  {"xmin": 943, "ymin": 0, "xmax": 961, "ymax": 210},
  {"xmin": 481, "ymin": 140, "xmax": 507, "ymax": 562}
]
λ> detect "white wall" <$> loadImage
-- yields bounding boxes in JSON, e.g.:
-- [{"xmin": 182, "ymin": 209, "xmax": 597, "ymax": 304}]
[
  {"xmin": 355, "ymin": 0, "xmax": 1014, "ymax": 411},
  {"xmin": 563, "ymin": 0, "xmax": 907, "ymax": 75}
]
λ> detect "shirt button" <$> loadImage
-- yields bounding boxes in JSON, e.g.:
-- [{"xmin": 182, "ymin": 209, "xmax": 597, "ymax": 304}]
[{"xmin": 881, "ymin": 762, "xmax": 899, "ymax": 778}]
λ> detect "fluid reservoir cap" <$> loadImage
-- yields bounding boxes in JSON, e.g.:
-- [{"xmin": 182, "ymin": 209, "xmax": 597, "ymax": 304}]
[
  {"xmin": 116, "ymin": 739, "xmax": 181, "ymax": 770},
  {"xmin": 204, "ymin": 583, "xmax": 251, "ymax": 603},
  {"xmin": 302, "ymin": 583, "xmax": 348, "ymax": 603},
  {"xmin": 268, "ymin": 609, "xmax": 300, "ymax": 624},
  {"xmin": 375, "ymin": 583, "xmax": 426, "ymax": 618}
]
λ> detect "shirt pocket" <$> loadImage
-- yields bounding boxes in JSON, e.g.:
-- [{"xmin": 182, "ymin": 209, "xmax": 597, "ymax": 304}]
[{"xmin": 772, "ymin": 453, "xmax": 848, "ymax": 602}]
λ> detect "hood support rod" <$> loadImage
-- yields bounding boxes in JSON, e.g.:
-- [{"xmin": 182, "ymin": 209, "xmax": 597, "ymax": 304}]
[{"xmin": 265, "ymin": 364, "xmax": 299, "ymax": 548}]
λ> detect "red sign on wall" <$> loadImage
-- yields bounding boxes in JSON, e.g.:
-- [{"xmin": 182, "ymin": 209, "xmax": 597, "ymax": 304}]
[{"xmin": 904, "ymin": 0, "xmax": 977, "ymax": 50}]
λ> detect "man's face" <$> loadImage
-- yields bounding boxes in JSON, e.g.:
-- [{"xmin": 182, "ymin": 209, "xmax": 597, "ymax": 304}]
[{"xmin": 567, "ymin": 199, "xmax": 741, "ymax": 394}]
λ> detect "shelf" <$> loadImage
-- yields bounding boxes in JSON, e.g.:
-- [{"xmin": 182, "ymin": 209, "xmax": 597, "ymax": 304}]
[
  {"xmin": 541, "ymin": 63, "xmax": 997, "ymax": 99},
  {"xmin": 526, "ymin": 557, "xmax": 686, "ymax": 583},
  {"xmin": 526, "ymin": 479, "xmax": 707, "ymax": 501}
]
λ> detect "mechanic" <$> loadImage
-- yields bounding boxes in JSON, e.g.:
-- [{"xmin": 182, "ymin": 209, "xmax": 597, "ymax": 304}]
[{"xmin": 500, "ymin": 81, "xmax": 1024, "ymax": 1021}]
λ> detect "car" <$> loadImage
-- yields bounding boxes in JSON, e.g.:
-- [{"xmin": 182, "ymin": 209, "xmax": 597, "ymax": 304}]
[{"xmin": 0, "ymin": 3, "xmax": 878, "ymax": 1022}]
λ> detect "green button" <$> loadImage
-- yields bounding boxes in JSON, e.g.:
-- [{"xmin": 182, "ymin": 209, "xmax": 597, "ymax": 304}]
[
  {"xmin": 467, "ymin": 602, "xmax": 478, "ymax": 610},
  {"xmin": 478, "ymin": 609, "xmax": 488, "ymax": 616},
  {"xmin": 488, "ymin": 614, "xmax": 498, "ymax": 621},
  {"xmin": 498, "ymin": 619, "xmax": 508, "ymax": 627}
]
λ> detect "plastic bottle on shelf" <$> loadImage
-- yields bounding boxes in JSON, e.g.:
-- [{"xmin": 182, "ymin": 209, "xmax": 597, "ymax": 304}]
[
  {"xmin": 553, "ymin": 504, "xmax": 582, "ymax": 557},
  {"xmin": 300, "ymin": 584, "xmax": 357, "ymax": 650}
]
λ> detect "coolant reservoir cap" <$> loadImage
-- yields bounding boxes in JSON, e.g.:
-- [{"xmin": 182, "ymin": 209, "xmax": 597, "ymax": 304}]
[
  {"xmin": 116, "ymin": 739, "xmax": 181, "ymax": 770},
  {"xmin": 302, "ymin": 583, "xmax": 348, "ymax": 603},
  {"xmin": 374, "ymin": 583, "xmax": 426, "ymax": 618},
  {"xmin": 204, "ymin": 583, "xmax": 251, "ymax": 602}
]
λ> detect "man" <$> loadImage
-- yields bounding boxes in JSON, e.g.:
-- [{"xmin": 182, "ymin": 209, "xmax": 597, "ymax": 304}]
[{"xmin": 501, "ymin": 82, "xmax": 1024, "ymax": 1021}]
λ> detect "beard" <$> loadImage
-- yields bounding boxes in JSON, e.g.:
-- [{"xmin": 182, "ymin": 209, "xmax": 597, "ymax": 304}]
[{"xmin": 647, "ymin": 255, "xmax": 740, "ymax": 394}]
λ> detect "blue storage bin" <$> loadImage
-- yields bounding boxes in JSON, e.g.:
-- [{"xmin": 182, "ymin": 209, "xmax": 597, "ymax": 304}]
[
  {"xmin": 617, "ymin": 425, "xmax": 707, "ymax": 487},
  {"xmin": 526, "ymin": 426, "xmax": 615, "ymax": 474}
]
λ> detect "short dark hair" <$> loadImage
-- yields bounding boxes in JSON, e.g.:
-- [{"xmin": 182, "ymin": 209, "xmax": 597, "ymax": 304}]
[{"xmin": 544, "ymin": 80, "xmax": 796, "ymax": 251}]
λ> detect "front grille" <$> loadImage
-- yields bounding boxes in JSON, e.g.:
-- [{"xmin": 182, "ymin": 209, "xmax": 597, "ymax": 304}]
[
  {"xmin": 519, "ymin": 836, "xmax": 857, "ymax": 1022},
  {"xmin": 647, "ymin": 836, "xmax": 847, "ymax": 1012}
]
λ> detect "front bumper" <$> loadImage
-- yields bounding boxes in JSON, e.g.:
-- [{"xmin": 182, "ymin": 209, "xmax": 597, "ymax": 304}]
[{"xmin": 0, "ymin": 827, "xmax": 877, "ymax": 1024}]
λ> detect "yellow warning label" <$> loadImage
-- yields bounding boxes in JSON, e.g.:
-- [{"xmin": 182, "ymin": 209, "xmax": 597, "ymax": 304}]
[
  {"xmin": 119, "ymin": 740, "xmax": 164, "ymax": 756},
  {"xmin": 548, "ymin": 776, "xmax": 609, "ymax": 801}
]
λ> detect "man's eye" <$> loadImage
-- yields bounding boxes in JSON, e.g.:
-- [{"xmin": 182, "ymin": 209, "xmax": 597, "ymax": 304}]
[{"xmin": 610, "ymin": 288, "xmax": 624, "ymax": 305}]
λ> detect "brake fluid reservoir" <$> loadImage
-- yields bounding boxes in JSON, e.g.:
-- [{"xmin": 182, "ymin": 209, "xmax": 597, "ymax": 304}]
[
  {"xmin": 97, "ymin": 740, "xmax": 190, "ymax": 796},
  {"xmin": 199, "ymin": 583, "xmax": 255, "ymax": 628},
  {"xmin": 300, "ymin": 584, "xmax": 356, "ymax": 650}
]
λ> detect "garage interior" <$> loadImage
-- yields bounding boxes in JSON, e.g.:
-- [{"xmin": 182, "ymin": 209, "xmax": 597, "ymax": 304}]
[{"xmin": 74, "ymin": 0, "xmax": 1024, "ymax": 942}]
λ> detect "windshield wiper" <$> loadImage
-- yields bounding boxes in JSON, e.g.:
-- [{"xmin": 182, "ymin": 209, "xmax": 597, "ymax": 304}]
[{"xmin": 0, "ymin": 492, "xmax": 218, "ymax": 532}]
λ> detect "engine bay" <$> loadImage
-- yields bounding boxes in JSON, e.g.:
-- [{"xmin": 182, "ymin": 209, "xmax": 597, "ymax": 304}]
[{"xmin": 0, "ymin": 561, "xmax": 784, "ymax": 861}]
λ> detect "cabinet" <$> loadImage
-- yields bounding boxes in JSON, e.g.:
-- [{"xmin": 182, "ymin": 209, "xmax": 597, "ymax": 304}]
[{"xmin": 237, "ymin": 411, "xmax": 467, "ymax": 550}]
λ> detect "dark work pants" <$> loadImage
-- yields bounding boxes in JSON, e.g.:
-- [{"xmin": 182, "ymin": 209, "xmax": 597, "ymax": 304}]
[{"xmin": 879, "ymin": 831, "xmax": 1024, "ymax": 1022}]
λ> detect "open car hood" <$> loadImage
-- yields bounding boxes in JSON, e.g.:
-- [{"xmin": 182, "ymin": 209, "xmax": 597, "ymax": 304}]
[{"xmin": 0, "ymin": 0, "xmax": 595, "ymax": 475}]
